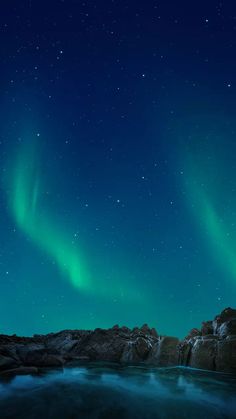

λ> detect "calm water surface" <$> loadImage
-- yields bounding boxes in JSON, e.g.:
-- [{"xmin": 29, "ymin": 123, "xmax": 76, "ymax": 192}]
[{"xmin": 0, "ymin": 365, "xmax": 235, "ymax": 418}]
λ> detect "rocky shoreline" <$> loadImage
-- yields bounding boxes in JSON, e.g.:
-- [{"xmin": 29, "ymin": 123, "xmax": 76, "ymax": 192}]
[{"xmin": 0, "ymin": 307, "xmax": 235, "ymax": 378}]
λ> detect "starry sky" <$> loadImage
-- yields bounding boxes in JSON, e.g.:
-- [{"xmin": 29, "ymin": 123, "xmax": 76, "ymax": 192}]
[{"xmin": 0, "ymin": 1, "xmax": 236, "ymax": 338}]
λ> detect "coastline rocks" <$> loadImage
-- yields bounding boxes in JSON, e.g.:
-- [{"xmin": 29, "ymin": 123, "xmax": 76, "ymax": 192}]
[
  {"xmin": 185, "ymin": 328, "xmax": 201, "ymax": 340},
  {"xmin": 212, "ymin": 307, "xmax": 236, "ymax": 334},
  {"xmin": 69, "ymin": 326, "xmax": 158, "ymax": 363},
  {"xmin": 0, "ymin": 355, "xmax": 19, "ymax": 371},
  {"xmin": 24, "ymin": 351, "xmax": 64, "ymax": 367},
  {"xmin": 149, "ymin": 337, "xmax": 179, "ymax": 367},
  {"xmin": 180, "ymin": 307, "xmax": 236, "ymax": 373},
  {"xmin": 188, "ymin": 337, "xmax": 217, "ymax": 370},
  {"xmin": 0, "ymin": 308, "xmax": 235, "ymax": 376},
  {"xmin": 201, "ymin": 321, "xmax": 213, "ymax": 336},
  {"xmin": 215, "ymin": 337, "xmax": 236, "ymax": 373},
  {"xmin": 218, "ymin": 319, "xmax": 236, "ymax": 338}
]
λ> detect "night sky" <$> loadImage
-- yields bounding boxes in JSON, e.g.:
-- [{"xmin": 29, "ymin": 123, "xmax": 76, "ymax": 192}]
[{"xmin": 0, "ymin": 1, "xmax": 236, "ymax": 338}]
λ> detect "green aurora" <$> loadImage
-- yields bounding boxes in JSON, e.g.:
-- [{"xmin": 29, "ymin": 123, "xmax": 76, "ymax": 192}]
[
  {"xmin": 189, "ymin": 187, "xmax": 236, "ymax": 284},
  {"xmin": 6, "ymin": 140, "xmax": 91, "ymax": 291},
  {"xmin": 184, "ymin": 147, "xmax": 236, "ymax": 286},
  {"xmin": 4, "ymin": 139, "xmax": 142, "ymax": 304}
]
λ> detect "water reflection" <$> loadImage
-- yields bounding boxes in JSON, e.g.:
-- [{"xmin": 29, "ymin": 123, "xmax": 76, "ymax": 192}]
[{"xmin": 0, "ymin": 365, "xmax": 235, "ymax": 418}]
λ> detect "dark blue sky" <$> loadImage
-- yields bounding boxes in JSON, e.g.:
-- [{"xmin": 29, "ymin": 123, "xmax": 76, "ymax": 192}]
[{"xmin": 0, "ymin": 1, "xmax": 236, "ymax": 337}]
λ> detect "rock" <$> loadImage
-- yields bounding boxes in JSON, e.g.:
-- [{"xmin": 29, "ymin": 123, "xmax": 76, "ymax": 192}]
[
  {"xmin": 185, "ymin": 328, "xmax": 201, "ymax": 340},
  {"xmin": 189, "ymin": 338, "xmax": 217, "ymax": 370},
  {"xmin": 152, "ymin": 337, "xmax": 180, "ymax": 367},
  {"xmin": 140, "ymin": 324, "xmax": 151, "ymax": 334},
  {"xmin": 24, "ymin": 350, "xmax": 64, "ymax": 367},
  {"xmin": 46, "ymin": 332, "xmax": 78, "ymax": 354},
  {"xmin": 202, "ymin": 334, "xmax": 218, "ymax": 340},
  {"xmin": 17, "ymin": 343, "xmax": 46, "ymax": 363},
  {"xmin": 0, "ymin": 367, "xmax": 38, "ymax": 378},
  {"xmin": 120, "ymin": 342, "xmax": 135, "ymax": 363},
  {"xmin": 212, "ymin": 307, "xmax": 236, "ymax": 334},
  {"xmin": 215, "ymin": 337, "xmax": 236, "ymax": 373},
  {"xmin": 15, "ymin": 343, "xmax": 63, "ymax": 367},
  {"xmin": 120, "ymin": 326, "xmax": 130, "ymax": 333},
  {"xmin": 181, "ymin": 308, "xmax": 236, "ymax": 373},
  {"xmin": 68, "ymin": 325, "xmax": 158, "ymax": 364},
  {"xmin": 139, "ymin": 324, "xmax": 158, "ymax": 338},
  {"xmin": 135, "ymin": 337, "xmax": 151, "ymax": 359},
  {"xmin": 0, "ymin": 343, "xmax": 21, "ymax": 361},
  {"xmin": 201, "ymin": 321, "xmax": 214, "ymax": 336},
  {"xmin": 71, "ymin": 328, "xmax": 126, "ymax": 362},
  {"xmin": 111, "ymin": 325, "xmax": 119, "ymax": 330},
  {"xmin": 218, "ymin": 319, "xmax": 236, "ymax": 338},
  {"xmin": 121, "ymin": 334, "xmax": 157, "ymax": 364},
  {"xmin": 0, "ymin": 307, "xmax": 235, "ymax": 374},
  {"xmin": 150, "ymin": 328, "xmax": 158, "ymax": 338},
  {"xmin": 0, "ymin": 355, "xmax": 19, "ymax": 371},
  {"xmin": 178, "ymin": 341, "xmax": 192, "ymax": 366}
]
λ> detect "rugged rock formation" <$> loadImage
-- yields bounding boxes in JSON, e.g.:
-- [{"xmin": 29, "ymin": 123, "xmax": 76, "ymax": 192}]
[
  {"xmin": 0, "ymin": 308, "xmax": 235, "ymax": 377},
  {"xmin": 179, "ymin": 307, "xmax": 236, "ymax": 374}
]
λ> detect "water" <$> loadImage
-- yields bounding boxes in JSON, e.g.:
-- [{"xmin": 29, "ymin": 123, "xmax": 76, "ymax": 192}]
[{"xmin": 0, "ymin": 364, "xmax": 235, "ymax": 418}]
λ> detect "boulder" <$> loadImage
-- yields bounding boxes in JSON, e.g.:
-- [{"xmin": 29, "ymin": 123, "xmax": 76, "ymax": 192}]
[
  {"xmin": 135, "ymin": 337, "xmax": 151, "ymax": 359},
  {"xmin": 201, "ymin": 321, "xmax": 214, "ymax": 336},
  {"xmin": 0, "ymin": 343, "xmax": 21, "ymax": 361},
  {"xmin": 16, "ymin": 343, "xmax": 63, "ymax": 367},
  {"xmin": 111, "ymin": 325, "xmax": 119, "ymax": 330},
  {"xmin": 16, "ymin": 343, "xmax": 46, "ymax": 363},
  {"xmin": 24, "ymin": 350, "xmax": 64, "ymax": 367},
  {"xmin": 46, "ymin": 332, "xmax": 78, "ymax": 354},
  {"xmin": 0, "ymin": 355, "xmax": 19, "ymax": 371},
  {"xmin": 185, "ymin": 328, "xmax": 201, "ymax": 340},
  {"xmin": 140, "ymin": 324, "xmax": 151, "ymax": 335},
  {"xmin": 189, "ymin": 338, "xmax": 217, "ymax": 370},
  {"xmin": 150, "ymin": 328, "xmax": 158, "ymax": 338},
  {"xmin": 120, "ymin": 342, "xmax": 135, "ymax": 363},
  {"xmin": 154, "ymin": 336, "xmax": 180, "ymax": 367},
  {"xmin": 218, "ymin": 319, "xmax": 236, "ymax": 338},
  {"xmin": 178, "ymin": 341, "xmax": 192, "ymax": 366},
  {"xmin": 215, "ymin": 337, "xmax": 236, "ymax": 373},
  {"xmin": 179, "ymin": 308, "xmax": 236, "ymax": 373},
  {"xmin": 71, "ymin": 328, "xmax": 126, "ymax": 362},
  {"xmin": 213, "ymin": 307, "xmax": 236, "ymax": 334}
]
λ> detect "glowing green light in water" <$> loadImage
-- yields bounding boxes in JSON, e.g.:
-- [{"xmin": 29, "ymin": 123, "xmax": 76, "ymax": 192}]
[{"xmin": 7, "ymin": 140, "xmax": 90, "ymax": 290}]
